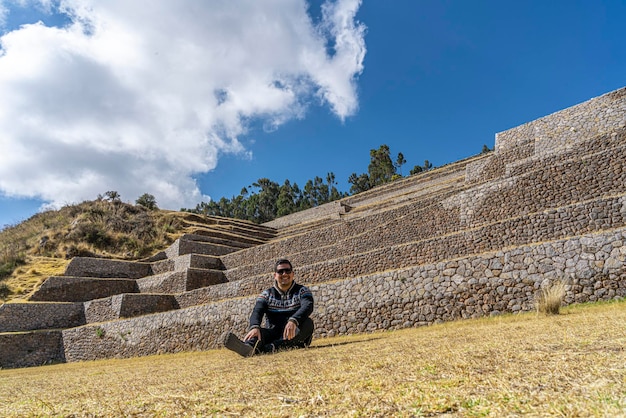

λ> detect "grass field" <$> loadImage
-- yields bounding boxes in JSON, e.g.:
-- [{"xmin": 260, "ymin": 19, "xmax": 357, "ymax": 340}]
[{"xmin": 1, "ymin": 300, "xmax": 625, "ymax": 417}]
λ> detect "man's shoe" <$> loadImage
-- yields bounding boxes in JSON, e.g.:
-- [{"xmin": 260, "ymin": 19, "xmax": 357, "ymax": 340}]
[
  {"xmin": 304, "ymin": 334, "xmax": 313, "ymax": 347},
  {"xmin": 223, "ymin": 332, "xmax": 254, "ymax": 357}
]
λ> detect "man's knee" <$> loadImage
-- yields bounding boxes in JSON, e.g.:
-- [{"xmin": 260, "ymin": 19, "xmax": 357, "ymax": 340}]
[
  {"xmin": 300, "ymin": 317, "xmax": 314, "ymax": 335},
  {"xmin": 297, "ymin": 318, "xmax": 314, "ymax": 346}
]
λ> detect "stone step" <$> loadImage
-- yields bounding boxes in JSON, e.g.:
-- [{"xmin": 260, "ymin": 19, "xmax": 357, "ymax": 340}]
[
  {"xmin": 277, "ymin": 218, "xmax": 342, "ymax": 238},
  {"xmin": 165, "ymin": 237, "xmax": 241, "ymax": 258},
  {"xmin": 136, "ymin": 268, "xmax": 227, "ymax": 294},
  {"xmin": 268, "ymin": 183, "xmax": 465, "ymax": 261},
  {"xmin": 64, "ymin": 257, "xmax": 152, "ymax": 279},
  {"xmin": 180, "ymin": 218, "xmax": 277, "ymax": 240},
  {"xmin": 224, "ymin": 191, "xmax": 626, "ymax": 288},
  {"xmin": 506, "ymin": 128, "xmax": 626, "ymax": 179},
  {"xmin": 180, "ymin": 213, "xmax": 276, "ymax": 235},
  {"xmin": 178, "ymin": 233, "xmax": 255, "ymax": 250},
  {"xmin": 188, "ymin": 228, "xmax": 269, "ymax": 245},
  {"xmin": 175, "ymin": 279, "xmax": 256, "ymax": 309},
  {"xmin": 61, "ymin": 223, "xmax": 626, "ymax": 365},
  {"xmin": 84, "ymin": 294, "xmax": 179, "ymax": 323},
  {"xmin": 232, "ymin": 130, "xmax": 626, "ymax": 276},
  {"xmin": 151, "ymin": 254, "xmax": 223, "ymax": 275},
  {"xmin": 341, "ymin": 154, "xmax": 482, "ymax": 208},
  {"xmin": 7, "ymin": 224, "xmax": 626, "ymax": 368},
  {"xmin": 28, "ymin": 277, "xmax": 138, "ymax": 303},
  {"xmin": 209, "ymin": 224, "xmax": 276, "ymax": 240},
  {"xmin": 223, "ymin": 190, "xmax": 459, "ymax": 276},
  {"xmin": 344, "ymin": 178, "xmax": 465, "ymax": 220},
  {"xmin": 0, "ymin": 330, "xmax": 65, "ymax": 369},
  {"xmin": 0, "ymin": 302, "xmax": 85, "ymax": 332}
]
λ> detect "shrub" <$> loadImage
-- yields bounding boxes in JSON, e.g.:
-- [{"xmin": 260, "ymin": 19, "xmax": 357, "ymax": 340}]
[
  {"xmin": 535, "ymin": 281, "xmax": 567, "ymax": 315},
  {"xmin": 0, "ymin": 255, "xmax": 26, "ymax": 280},
  {"xmin": 64, "ymin": 244, "xmax": 96, "ymax": 259},
  {"xmin": 136, "ymin": 193, "xmax": 158, "ymax": 210},
  {"xmin": 0, "ymin": 283, "xmax": 11, "ymax": 299}
]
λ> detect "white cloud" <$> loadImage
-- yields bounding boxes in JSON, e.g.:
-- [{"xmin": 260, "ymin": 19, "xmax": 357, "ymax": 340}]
[{"xmin": 0, "ymin": 0, "xmax": 366, "ymax": 210}]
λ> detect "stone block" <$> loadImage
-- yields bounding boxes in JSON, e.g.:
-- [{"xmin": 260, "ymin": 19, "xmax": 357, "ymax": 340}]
[
  {"xmin": 84, "ymin": 294, "xmax": 179, "ymax": 323},
  {"xmin": 0, "ymin": 330, "xmax": 64, "ymax": 369},
  {"xmin": 165, "ymin": 237, "xmax": 238, "ymax": 258},
  {"xmin": 29, "ymin": 276, "xmax": 138, "ymax": 302},
  {"xmin": 0, "ymin": 302, "xmax": 85, "ymax": 332},
  {"xmin": 150, "ymin": 254, "xmax": 223, "ymax": 275},
  {"xmin": 136, "ymin": 269, "xmax": 226, "ymax": 294},
  {"xmin": 64, "ymin": 257, "xmax": 152, "ymax": 278}
]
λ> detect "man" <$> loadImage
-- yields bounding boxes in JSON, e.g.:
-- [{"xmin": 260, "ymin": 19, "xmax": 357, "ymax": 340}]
[{"xmin": 223, "ymin": 258, "xmax": 314, "ymax": 357}]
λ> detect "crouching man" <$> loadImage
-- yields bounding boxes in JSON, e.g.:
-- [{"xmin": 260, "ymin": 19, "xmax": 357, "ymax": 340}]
[{"xmin": 223, "ymin": 259, "xmax": 314, "ymax": 357}]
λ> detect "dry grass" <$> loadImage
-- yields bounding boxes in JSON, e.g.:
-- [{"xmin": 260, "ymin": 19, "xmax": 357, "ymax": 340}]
[
  {"xmin": 535, "ymin": 280, "xmax": 567, "ymax": 315},
  {"xmin": 0, "ymin": 200, "xmax": 212, "ymax": 301},
  {"xmin": 1, "ymin": 300, "xmax": 625, "ymax": 417},
  {"xmin": 2, "ymin": 256, "xmax": 69, "ymax": 302}
]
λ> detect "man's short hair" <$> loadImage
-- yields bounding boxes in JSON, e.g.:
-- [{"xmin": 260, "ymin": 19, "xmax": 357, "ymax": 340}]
[{"xmin": 275, "ymin": 258, "xmax": 293, "ymax": 271}]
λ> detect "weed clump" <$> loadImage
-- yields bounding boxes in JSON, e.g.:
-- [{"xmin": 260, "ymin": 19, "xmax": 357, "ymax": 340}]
[{"xmin": 535, "ymin": 281, "xmax": 567, "ymax": 315}]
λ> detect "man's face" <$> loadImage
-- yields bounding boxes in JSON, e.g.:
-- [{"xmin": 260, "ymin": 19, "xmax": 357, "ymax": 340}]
[{"xmin": 274, "ymin": 263, "xmax": 294, "ymax": 291}]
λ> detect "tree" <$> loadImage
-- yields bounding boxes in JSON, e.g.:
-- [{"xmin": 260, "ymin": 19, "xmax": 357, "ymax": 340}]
[
  {"xmin": 230, "ymin": 194, "xmax": 247, "ymax": 220},
  {"xmin": 251, "ymin": 178, "xmax": 279, "ymax": 223},
  {"xmin": 104, "ymin": 191, "xmax": 121, "ymax": 202},
  {"xmin": 422, "ymin": 160, "xmax": 433, "ymax": 171},
  {"xmin": 301, "ymin": 179, "xmax": 315, "ymax": 210},
  {"xmin": 394, "ymin": 152, "xmax": 407, "ymax": 176},
  {"xmin": 326, "ymin": 172, "xmax": 343, "ymax": 201},
  {"xmin": 368, "ymin": 144, "xmax": 395, "ymax": 187},
  {"xmin": 348, "ymin": 172, "xmax": 371, "ymax": 194},
  {"xmin": 347, "ymin": 144, "xmax": 399, "ymax": 194},
  {"xmin": 409, "ymin": 165, "xmax": 423, "ymax": 175},
  {"xmin": 217, "ymin": 197, "xmax": 233, "ymax": 218},
  {"xmin": 135, "ymin": 193, "xmax": 158, "ymax": 210},
  {"xmin": 276, "ymin": 180, "xmax": 298, "ymax": 217},
  {"xmin": 481, "ymin": 144, "xmax": 492, "ymax": 154}
]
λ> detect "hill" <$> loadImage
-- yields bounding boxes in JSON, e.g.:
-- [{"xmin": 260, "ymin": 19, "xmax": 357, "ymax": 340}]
[{"xmin": 0, "ymin": 199, "xmax": 214, "ymax": 302}]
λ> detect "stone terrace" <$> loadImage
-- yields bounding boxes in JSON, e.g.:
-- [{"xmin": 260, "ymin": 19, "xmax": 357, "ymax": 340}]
[
  {"xmin": 1, "ymin": 87, "xmax": 625, "ymax": 368},
  {"xmin": 0, "ymin": 216, "xmax": 276, "ymax": 368}
]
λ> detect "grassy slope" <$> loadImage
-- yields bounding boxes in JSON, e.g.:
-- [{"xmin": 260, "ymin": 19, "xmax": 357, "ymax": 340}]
[
  {"xmin": 1, "ymin": 300, "xmax": 624, "ymax": 417},
  {"xmin": 0, "ymin": 200, "xmax": 202, "ymax": 301}
]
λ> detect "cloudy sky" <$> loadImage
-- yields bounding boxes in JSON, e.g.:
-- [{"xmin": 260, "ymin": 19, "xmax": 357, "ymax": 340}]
[{"xmin": 1, "ymin": 0, "xmax": 625, "ymax": 228}]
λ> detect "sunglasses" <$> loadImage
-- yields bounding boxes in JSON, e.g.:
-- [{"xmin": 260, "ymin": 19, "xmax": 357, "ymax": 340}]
[{"xmin": 276, "ymin": 268, "xmax": 293, "ymax": 275}]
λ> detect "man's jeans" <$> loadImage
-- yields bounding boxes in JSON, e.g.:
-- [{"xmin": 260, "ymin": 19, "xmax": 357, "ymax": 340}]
[{"xmin": 247, "ymin": 317, "xmax": 314, "ymax": 354}]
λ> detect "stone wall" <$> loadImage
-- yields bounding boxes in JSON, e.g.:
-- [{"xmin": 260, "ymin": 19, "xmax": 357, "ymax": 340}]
[
  {"xmin": 244, "ymin": 194, "xmax": 618, "ymax": 279},
  {"xmin": 263, "ymin": 201, "xmax": 350, "ymax": 229},
  {"xmin": 61, "ymin": 228, "xmax": 626, "ymax": 362},
  {"xmin": 63, "ymin": 298, "xmax": 256, "ymax": 362},
  {"xmin": 5, "ymin": 87, "xmax": 626, "ymax": 367},
  {"xmin": 65, "ymin": 257, "xmax": 153, "ymax": 279},
  {"xmin": 0, "ymin": 331, "xmax": 65, "ymax": 368},
  {"xmin": 178, "ymin": 192, "xmax": 626, "ymax": 309},
  {"xmin": 218, "ymin": 128, "xmax": 626, "ymax": 288},
  {"xmin": 84, "ymin": 294, "xmax": 179, "ymax": 323},
  {"xmin": 494, "ymin": 87, "xmax": 626, "ymax": 154},
  {"xmin": 0, "ymin": 302, "xmax": 85, "ymax": 332},
  {"xmin": 313, "ymin": 229, "xmax": 626, "ymax": 336},
  {"xmin": 29, "ymin": 276, "xmax": 138, "ymax": 302}
]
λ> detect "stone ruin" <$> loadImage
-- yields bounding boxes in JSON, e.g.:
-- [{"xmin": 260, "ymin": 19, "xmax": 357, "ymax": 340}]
[{"xmin": 1, "ymin": 86, "xmax": 625, "ymax": 368}]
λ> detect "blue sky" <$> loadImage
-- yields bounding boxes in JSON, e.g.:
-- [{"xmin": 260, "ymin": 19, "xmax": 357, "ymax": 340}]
[{"xmin": 1, "ymin": 0, "xmax": 625, "ymax": 229}]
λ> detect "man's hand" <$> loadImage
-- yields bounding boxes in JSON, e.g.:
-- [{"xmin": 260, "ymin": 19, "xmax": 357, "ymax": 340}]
[
  {"xmin": 244, "ymin": 328, "xmax": 261, "ymax": 342},
  {"xmin": 283, "ymin": 320, "xmax": 298, "ymax": 340}
]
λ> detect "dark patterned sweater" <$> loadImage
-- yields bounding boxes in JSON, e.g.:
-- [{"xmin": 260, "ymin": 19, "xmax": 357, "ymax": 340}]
[{"xmin": 248, "ymin": 282, "xmax": 314, "ymax": 330}]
